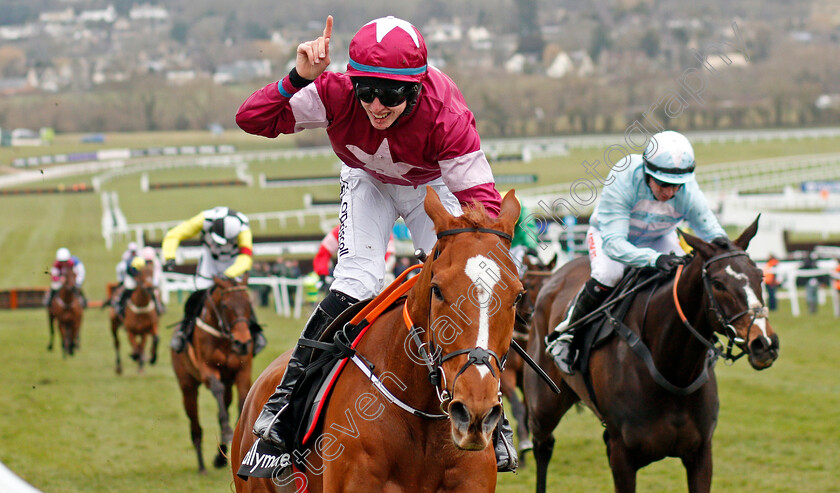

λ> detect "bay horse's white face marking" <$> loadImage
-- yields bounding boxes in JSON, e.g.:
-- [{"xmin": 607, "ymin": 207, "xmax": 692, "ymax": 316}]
[
  {"xmin": 464, "ymin": 254, "xmax": 500, "ymax": 380},
  {"xmin": 725, "ymin": 265, "xmax": 771, "ymax": 341}
]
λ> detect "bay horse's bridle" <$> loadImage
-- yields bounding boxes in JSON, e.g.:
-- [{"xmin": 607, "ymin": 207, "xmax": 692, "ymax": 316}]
[
  {"xmin": 195, "ymin": 284, "xmax": 251, "ymax": 341},
  {"xmin": 674, "ymin": 250, "xmax": 768, "ymax": 364}
]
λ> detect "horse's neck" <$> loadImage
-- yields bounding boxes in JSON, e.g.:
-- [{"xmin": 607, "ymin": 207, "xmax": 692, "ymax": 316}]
[
  {"xmin": 644, "ymin": 261, "xmax": 712, "ymax": 379},
  {"xmin": 360, "ymin": 308, "xmax": 446, "ymax": 419},
  {"xmin": 132, "ymin": 285, "xmax": 151, "ymax": 304}
]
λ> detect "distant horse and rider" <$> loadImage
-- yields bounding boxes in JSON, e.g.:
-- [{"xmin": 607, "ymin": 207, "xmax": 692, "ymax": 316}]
[
  {"xmin": 525, "ymin": 219, "xmax": 780, "ymax": 493},
  {"xmin": 501, "ymin": 251, "xmax": 556, "ymax": 462},
  {"xmin": 232, "ymin": 189, "xmax": 523, "ymax": 492},
  {"xmin": 47, "ymin": 264, "xmax": 84, "ymax": 357},
  {"xmin": 109, "ymin": 258, "xmax": 160, "ymax": 374},
  {"xmin": 172, "ymin": 275, "xmax": 255, "ymax": 474}
]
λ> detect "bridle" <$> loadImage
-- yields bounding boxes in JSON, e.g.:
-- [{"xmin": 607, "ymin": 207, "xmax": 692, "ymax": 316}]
[
  {"xmin": 673, "ymin": 250, "xmax": 767, "ymax": 364},
  {"xmin": 195, "ymin": 284, "xmax": 251, "ymax": 341},
  {"xmin": 402, "ymin": 226, "xmax": 514, "ymax": 415}
]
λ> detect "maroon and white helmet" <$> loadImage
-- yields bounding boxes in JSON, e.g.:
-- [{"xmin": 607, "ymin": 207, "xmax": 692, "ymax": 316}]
[{"xmin": 345, "ymin": 16, "xmax": 428, "ymax": 83}]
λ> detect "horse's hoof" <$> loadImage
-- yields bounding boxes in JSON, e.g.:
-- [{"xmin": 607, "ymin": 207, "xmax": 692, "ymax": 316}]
[
  {"xmin": 150, "ymin": 355, "xmax": 157, "ymax": 365},
  {"xmin": 115, "ymin": 366, "xmax": 123, "ymax": 375},
  {"xmin": 213, "ymin": 454, "xmax": 227, "ymax": 469},
  {"xmin": 198, "ymin": 468, "xmax": 207, "ymax": 475}
]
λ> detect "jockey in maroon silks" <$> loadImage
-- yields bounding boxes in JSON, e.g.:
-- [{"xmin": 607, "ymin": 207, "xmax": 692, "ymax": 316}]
[{"xmin": 236, "ymin": 15, "xmax": 517, "ymax": 471}]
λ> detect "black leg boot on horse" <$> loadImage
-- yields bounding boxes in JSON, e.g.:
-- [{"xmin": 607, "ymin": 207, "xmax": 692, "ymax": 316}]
[
  {"xmin": 171, "ymin": 289, "xmax": 206, "ymax": 353},
  {"xmin": 547, "ymin": 278, "xmax": 612, "ymax": 374},
  {"xmin": 253, "ymin": 290, "xmax": 357, "ymax": 451}
]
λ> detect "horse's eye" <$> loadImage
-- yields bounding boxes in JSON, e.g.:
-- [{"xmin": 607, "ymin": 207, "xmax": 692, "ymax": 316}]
[
  {"xmin": 514, "ymin": 291, "xmax": 525, "ymax": 305},
  {"xmin": 431, "ymin": 285, "xmax": 444, "ymax": 301},
  {"xmin": 712, "ymin": 280, "xmax": 725, "ymax": 291}
]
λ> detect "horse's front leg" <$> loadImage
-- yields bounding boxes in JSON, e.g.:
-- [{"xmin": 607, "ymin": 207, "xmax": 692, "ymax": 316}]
[
  {"xmin": 111, "ymin": 317, "xmax": 123, "ymax": 374},
  {"xmin": 149, "ymin": 317, "xmax": 159, "ymax": 365},
  {"xmin": 208, "ymin": 375, "xmax": 232, "ymax": 469},
  {"xmin": 683, "ymin": 440, "xmax": 713, "ymax": 493},
  {"xmin": 47, "ymin": 313, "xmax": 55, "ymax": 352},
  {"xmin": 606, "ymin": 431, "xmax": 638, "ymax": 493}
]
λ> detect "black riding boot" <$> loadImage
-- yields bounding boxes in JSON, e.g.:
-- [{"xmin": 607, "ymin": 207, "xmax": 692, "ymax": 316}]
[
  {"xmin": 249, "ymin": 313, "xmax": 267, "ymax": 356},
  {"xmin": 547, "ymin": 278, "xmax": 611, "ymax": 374},
  {"xmin": 253, "ymin": 290, "xmax": 357, "ymax": 450},
  {"xmin": 171, "ymin": 289, "xmax": 205, "ymax": 353},
  {"xmin": 76, "ymin": 288, "xmax": 88, "ymax": 309},
  {"xmin": 494, "ymin": 412, "xmax": 518, "ymax": 472},
  {"xmin": 117, "ymin": 289, "xmax": 133, "ymax": 319},
  {"xmin": 45, "ymin": 289, "xmax": 57, "ymax": 307}
]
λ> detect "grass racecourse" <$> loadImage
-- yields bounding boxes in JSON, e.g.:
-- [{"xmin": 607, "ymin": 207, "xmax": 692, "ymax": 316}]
[{"xmin": 0, "ymin": 131, "xmax": 839, "ymax": 492}]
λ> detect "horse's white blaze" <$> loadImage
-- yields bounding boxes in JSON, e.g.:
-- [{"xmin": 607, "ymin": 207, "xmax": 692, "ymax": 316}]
[
  {"xmin": 725, "ymin": 265, "xmax": 772, "ymax": 341},
  {"xmin": 465, "ymin": 255, "xmax": 499, "ymax": 378}
]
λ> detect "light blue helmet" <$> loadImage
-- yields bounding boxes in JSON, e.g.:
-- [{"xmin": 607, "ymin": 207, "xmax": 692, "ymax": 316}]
[{"xmin": 643, "ymin": 131, "xmax": 695, "ymax": 185}]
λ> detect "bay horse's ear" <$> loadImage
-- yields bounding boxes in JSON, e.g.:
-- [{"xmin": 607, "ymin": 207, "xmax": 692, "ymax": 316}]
[
  {"xmin": 241, "ymin": 272, "xmax": 250, "ymax": 285},
  {"xmin": 678, "ymin": 228, "xmax": 714, "ymax": 259},
  {"xmin": 497, "ymin": 189, "xmax": 521, "ymax": 237},
  {"xmin": 547, "ymin": 253, "xmax": 558, "ymax": 271},
  {"xmin": 733, "ymin": 214, "xmax": 760, "ymax": 251},
  {"xmin": 424, "ymin": 186, "xmax": 452, "ymax": 228}
]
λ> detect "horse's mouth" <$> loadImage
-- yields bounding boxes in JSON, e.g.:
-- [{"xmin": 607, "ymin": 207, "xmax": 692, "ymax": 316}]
[
  {"xmin": 451, "ymin": 429, "xmax": 492, "ymax": 451},
  {"xmin": 747, "ymin": 333, "xmax": 780, "ymax": 370},
  {"xmin": 448, "ymin": 400, "xmax": 499, "ymax": 451}
]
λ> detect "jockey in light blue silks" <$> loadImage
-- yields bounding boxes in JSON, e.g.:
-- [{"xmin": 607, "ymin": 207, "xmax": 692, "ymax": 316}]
[{"xmin": 547, "ymin": 130, "xmax": 729, "ymax": 374}]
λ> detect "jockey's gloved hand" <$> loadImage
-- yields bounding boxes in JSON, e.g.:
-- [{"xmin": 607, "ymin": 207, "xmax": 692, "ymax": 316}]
[
  {"xmin": 711, "ymin": 236, "xmax": 730, "ymax": 248},
  {"xmin": 655, "ymin": 253, "xmax": 683, "ymax": 272},
  {"xmin": 163, "ymin": 259, "xmax": 176, "ymax": 272}
]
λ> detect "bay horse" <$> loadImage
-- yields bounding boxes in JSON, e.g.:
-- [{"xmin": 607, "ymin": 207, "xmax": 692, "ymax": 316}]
[
  {"xmin": 48, "ymin": 265, "xmax": 83, "ymax": 357},
  {"xmin": 524, "ymin": 218, "xmax": 780, "ymax": 493},
  {"xmin": 172, "ymin": 275, "xmax": 254, "ymax": 474},
  {"xmin": 110, "ymin": 264, "xmax": 159, "ymax": 374},
  {"xmin": 502, "ymin": 252, "xmax": 556, "ymax": 461},
  {"xmin": 231, "ymin": 187, "xmax": 523, "ymax": 492}
]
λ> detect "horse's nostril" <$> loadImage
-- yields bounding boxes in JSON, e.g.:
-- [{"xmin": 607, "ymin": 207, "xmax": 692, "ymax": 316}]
[
  {"xmin": 482, "ymin": 405, "xmax": 502, "ymax": 435},
  {"xmin": 449, "ymin": 401, "xmax": 470, "ymax": 429}
]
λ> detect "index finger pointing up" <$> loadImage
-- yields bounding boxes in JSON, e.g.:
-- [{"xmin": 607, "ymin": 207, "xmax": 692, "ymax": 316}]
[{"xmin": 323, "ymin": 15, "xmax": 333, "ymax": 40}]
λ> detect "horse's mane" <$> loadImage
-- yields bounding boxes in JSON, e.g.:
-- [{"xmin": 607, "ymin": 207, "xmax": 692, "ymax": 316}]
[{"xmin": 456, "ymin": 201, "xmax": 499, "ymax": 228}]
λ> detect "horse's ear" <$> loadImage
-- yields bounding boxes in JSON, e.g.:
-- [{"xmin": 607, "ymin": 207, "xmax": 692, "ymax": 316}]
[
  {"xmin": 733, "ymin": 214, "xmax": 760, "ymax": 250},
  {"xmin": 424, "ymin": 185, "xmax": 452, "ymax": 229},
  {"xmin": 241, "ymin": 272, "xmax": 250, "ymax": 285},
  {"xmin": 678, "ymin": 228, "xmax": 714, "ymax": 258},
  {"xmin": 547, "ymin": 253, "xmax": 558, "ymax": 271},
  {"xmin": 498, "ymin": 189, "xmax": 521, "ymax": 236}
]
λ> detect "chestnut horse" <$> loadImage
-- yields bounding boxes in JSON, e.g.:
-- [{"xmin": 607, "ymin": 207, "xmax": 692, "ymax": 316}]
[
  {"xmin": 172, "ymin": 275, "xmax": 254, "ymax": 474},
  {"xmin": 48, "ymin": 266, "xmax": 83, "ymax": 357},
  {"xmin": 110, "ymin": 264, "xmax": 159, "ymax": 374},
  {"xmin": 232, "ymin": 187, "xmax": 523, "ymax": 492},
  {"xmin": 524, "ymin": 218, "xmax": 780, "ymax": 493},
  {"xmin": 502, "ymin": 253, "xmax": 556, "ymax": 461}
]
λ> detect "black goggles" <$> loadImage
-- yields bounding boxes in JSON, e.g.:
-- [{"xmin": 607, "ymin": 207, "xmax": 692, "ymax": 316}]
[
  {"xmin": 353, "ymin": 82, "xmax": 416, "ymax": 107},
  {"xmin": 651, "ymin": 176, "xmax": 683, "ymax": 190}
]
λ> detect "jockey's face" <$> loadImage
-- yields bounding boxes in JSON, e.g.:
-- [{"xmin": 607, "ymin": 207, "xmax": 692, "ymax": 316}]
[
  {"xmin": 647, "ymin": 175, "xmax": 681, "ymax": 202},
  {"xmin": 359, "ymin": 97, "xmax": 408, "ymax": 130}
]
